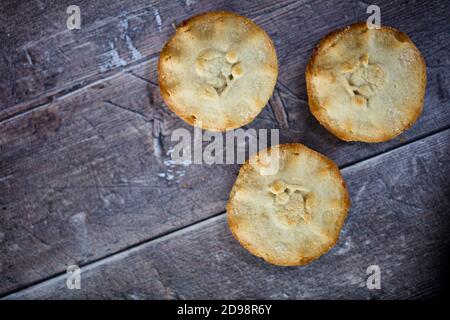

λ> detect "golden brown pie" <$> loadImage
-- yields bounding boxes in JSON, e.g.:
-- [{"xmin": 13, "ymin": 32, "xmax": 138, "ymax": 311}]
[
  {"xmin": 158, "ymin": 11, "xmax": 278, "ymax": 131},
  {"xmin": 306, "ymin": 23, "xmax": 426, "ymax": 142},
  {"xmin": 227, "ymin": 143, "xmax": 350, "ymax": 266}
]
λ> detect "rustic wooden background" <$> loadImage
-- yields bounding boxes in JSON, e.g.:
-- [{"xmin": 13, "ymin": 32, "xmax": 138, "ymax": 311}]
[{"xmin": 0, "ymin": 0, "xmax": 449, "ymax": 299}]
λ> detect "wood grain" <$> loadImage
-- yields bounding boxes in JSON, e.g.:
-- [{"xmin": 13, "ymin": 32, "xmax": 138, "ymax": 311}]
[
  {"xmin": 0, "ymin": 0, "xmax": 449, "ymax": 298},
  {"xmin": 6, "ymin": 129, "xmax": 449, "ymax": 299}
]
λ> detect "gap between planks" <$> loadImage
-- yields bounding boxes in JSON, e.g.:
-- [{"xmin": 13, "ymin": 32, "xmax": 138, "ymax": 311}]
[
  {"xmin": 0, "ymin": 52, "xmax": 160, "ymax": 125},
  {"xmin": 2, "ymin": 126, "xmax": 449, "ymax": 299}
]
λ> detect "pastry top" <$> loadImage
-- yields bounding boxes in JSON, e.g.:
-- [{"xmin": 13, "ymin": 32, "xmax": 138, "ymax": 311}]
[
  {"xmin": 227, "ymin": 143, "xmax": 350, "ymax": 266},
  {"xmin": 158, "ymin": 11, "xmax": 278, "ymax": 131},
  {"xmin": 306, "ymin": 22, "xmax": 426, "ymax": 142}
]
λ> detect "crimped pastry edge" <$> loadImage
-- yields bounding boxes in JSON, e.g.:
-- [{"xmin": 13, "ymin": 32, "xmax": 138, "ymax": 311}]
[
  {"xmin": 226, "ymin": 143, "xmax": 351, "ymax": 266},
  {"xmin": 158, "ymin": 11, "xmax": 278, "ymax": 132},
  {"xmin": 305, "ymin": 22, "xmax": 427, "ymax": 143}
]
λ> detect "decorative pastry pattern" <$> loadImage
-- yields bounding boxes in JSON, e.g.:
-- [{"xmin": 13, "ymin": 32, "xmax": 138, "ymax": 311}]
[
  {"xmin": 158, "ymin": 11, "xmax": 278, "ymax": 132},
  {"xmin": 306, "ymin": 23, "xmax": 426, "ymax": 142},
  {"xmin": 227, "ymin": 143, "xmax": 350, "ymax": 266}
]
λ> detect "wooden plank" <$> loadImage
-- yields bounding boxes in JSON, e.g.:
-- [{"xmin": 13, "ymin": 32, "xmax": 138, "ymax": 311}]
[
  {"xmin": 0, "ymin": 0, "xmax": 289, "ymax": 118},
  {"xmin": 1, "ymin": 41, "xmax": 450, "ymax": 297},
  {"xmin": 0, "ymin": 58, "xmax": 240, "ymax": 295},
  {"xmin": 5, "ymin": 129, "xmax": 449, "ymax": 299},
  {"xmin": 1, "ymin": 0, "xmax": 449, "ymax": 120}
]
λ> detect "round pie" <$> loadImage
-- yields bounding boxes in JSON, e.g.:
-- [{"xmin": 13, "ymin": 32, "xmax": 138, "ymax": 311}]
[
  {"xmin": 227, "ymin": 143, "xmax": 350, "ymax": 266},
  {"xmin": 306, "ymin": 22, "xmax": 426, "ymax": 142},
  {"xmin": 158, "ymin": 11, "xmax": 278, "ymax": 131}
]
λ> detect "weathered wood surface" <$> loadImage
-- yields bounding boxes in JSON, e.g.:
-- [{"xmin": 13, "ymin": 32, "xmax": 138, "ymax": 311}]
[
  {"xmin": 6, "ymin": 130, "xmax": 450, "ymax": 299},
  {"xmin": 1, "ymin": 55, "xmax": 449, "ymax": 297},
  {"xmin": 0, "ymin": 0, "xmax": 449, "ymax": 298}
]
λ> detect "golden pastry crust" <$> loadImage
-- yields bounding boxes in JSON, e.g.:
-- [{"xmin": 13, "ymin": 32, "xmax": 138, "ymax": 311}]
[
  {"xmin": 306, "ymin": 22, "xmax": 426, "ymax": 142},
  {"xmin": 227, "ymin": 143, "xmax": 351, "ymax": 266},
  {"xmin": 158, "ymin": 11, "xmax": 278, "ymax": 132}
]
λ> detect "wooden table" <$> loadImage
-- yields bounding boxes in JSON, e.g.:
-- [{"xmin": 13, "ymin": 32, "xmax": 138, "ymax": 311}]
[{"xmin": 1, "ymin": 0, "xmax": 449, "ymax": 299}]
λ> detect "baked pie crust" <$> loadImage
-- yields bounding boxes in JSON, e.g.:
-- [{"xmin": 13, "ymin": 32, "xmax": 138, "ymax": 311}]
[
  {"xmin": 306, "ymin": 23, "xmax": 426, "ymax": 142},
  {"xmin": 227, "ymin": 143, "xmax": 350, "ymax": 266},
  {"xmin": 158, "ymin": 11, "xmax": 278, "ymax": 132}
]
